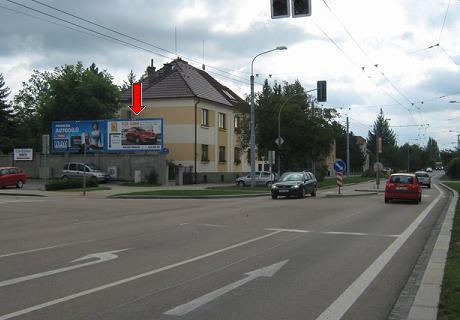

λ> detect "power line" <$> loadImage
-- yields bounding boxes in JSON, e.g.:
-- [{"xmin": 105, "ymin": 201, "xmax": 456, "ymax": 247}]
[
  {"xmin": 29, "ymin": 0, "xmax": 257, "ymax": 84},
  {"xmin": 2, "ymin": 0, "xmax": 260, "ymax": 88},
  {"xmin": 438, "ymin": 0, "xmax": 452, "ymax": 44}
]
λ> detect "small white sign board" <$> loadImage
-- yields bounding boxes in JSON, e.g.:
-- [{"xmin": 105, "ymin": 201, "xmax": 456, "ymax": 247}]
[{"xmin": 14, "ymin": 149, "xmax": 33, "ymax": 161}]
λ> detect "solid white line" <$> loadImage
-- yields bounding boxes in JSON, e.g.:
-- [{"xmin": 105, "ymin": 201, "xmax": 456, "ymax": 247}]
[
  {"xmin": 0, "ymin": 239, "xmax": 96, "ymax": 259},
  {"xmin": 315, "ymin": 185, "xmax": 444, "ymax": 320},
  {"xmin": 264, "ymin": 228, "xmax": 310, "ymax": 233},
  {"xmin": 0, "ymin": 231, "xmax": 282, "ymax": 320},
  {"xmin": 322, "ymin": 231, "xmax": 398, "ymax": 238}
]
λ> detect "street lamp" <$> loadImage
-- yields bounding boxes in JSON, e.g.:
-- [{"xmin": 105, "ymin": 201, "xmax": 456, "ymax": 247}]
[
  {"xmin": 449, "ymin": 130, "xmax": 460, "ymax": 149},
  {"xmin": 250, "ymin": 46, "xmax": 287, "ymax": 187}
]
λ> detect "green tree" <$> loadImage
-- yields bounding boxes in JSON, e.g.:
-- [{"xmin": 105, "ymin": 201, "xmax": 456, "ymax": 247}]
[
  {"xmin": 335, "ymin": 130, "xmax": 365, "ymax": 173},
  {"xmin": 121, "ymin": 70, "xmax": 137, "ymax": 91},
  {"xmin": 0, "ymin": 73, "xmax": 14, "ymax": 153},
  {"xmin": 424, "ymin": 137, "xmax": 441, "ymax": 167},
  {"xmin": 240, "ymin": 79, "xmax": 340, "ymax": 175},
  {"xmin": 367, "ymin": 109, "xmax": 397, "ymax": 167}
]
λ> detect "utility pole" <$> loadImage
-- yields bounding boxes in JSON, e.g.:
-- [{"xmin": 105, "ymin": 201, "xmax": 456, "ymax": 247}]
[
  {"xmin": 346, "ymin": 116, "xmax": 350, "ymax": 175},
  {"xmin": 376, "ymin": 136, "xmax": 381, "ymax": 189},
  {"xmin": 407, "ymin": 146, "xmax": 410, "ymax": 172}
]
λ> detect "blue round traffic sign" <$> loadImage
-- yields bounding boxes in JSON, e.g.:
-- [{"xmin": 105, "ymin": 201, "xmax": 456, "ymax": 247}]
[{"xmin": 334, "ymin": 159, "xmax": 346, "ymax": 173}]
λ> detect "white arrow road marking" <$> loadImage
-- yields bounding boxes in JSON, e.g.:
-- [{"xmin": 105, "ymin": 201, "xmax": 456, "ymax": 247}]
[
  {"xmin": 164, "ymin": 260, "xmax": 289, "ymax": 317},
  {"xmin": 0, "ymin": 249, "xmax": 131, "ymax": 288},
  {"xmin": 0, "ymin": 231, "xmax": 281, "ymax": 320}
]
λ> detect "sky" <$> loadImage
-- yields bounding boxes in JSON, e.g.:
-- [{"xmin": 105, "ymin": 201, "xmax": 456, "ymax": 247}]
[{"xmin": 1, "ymin": 0, "xmax": 459, "ymax": 150}]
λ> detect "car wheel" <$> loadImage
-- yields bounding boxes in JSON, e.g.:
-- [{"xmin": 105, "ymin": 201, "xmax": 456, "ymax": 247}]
[
  {"xmin": 62, "ymin": 175, "xmax": 69, "ymax": 181},
  {"xmin": 16, "ymin": 180, "xmax": 24, "ymax": 189},
  {"xmin": 271, "ymin": 194, "xmax": 278, "ymax": 199},
  {"xmin": 428, "ymin": 184, "xmax": 431, "ymax": 189},
  {"xmin": 311, "ymin": 187, "xmax": 317, "ymax": 197},
  {"xmin": 237, "ymin": 181, "xmax": 244, "ymax": 187},
  {"xmin": 265, "ymin": 181, "xmax": 272, "ymax": 188},
  {"xmin": 299, "ymin": 188, "xmax": 305, "ymax": 199}
]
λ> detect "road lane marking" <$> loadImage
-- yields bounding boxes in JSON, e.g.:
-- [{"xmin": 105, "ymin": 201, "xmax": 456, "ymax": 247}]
[
  {"xmin": 0, "ymin": 239, "xmax": 97, "ymax": 259},
  {"xmin": 315, "ymin": 184, "xmax": 444, "ymax": 320},
  {"xmin": 0, "ymin": 199, "xmax": 44, "ymax": 204},
  {"xmin": 264, "ymin": 228, "xmax": 311, "ymax": 233},
  {"xmin": 322, "ymin": 231, "xmax": 399, "ymax": 238},
  {"xmin": 0, "ymin": 249, "xmax": 131, "ymax": 288},
  {"xmin": 164, "ymin": 260, "xmax": 288, "ymax": 316},
  {"xmin": 0, "ymin": 231, "xmax": 282, "ymax": 320}
]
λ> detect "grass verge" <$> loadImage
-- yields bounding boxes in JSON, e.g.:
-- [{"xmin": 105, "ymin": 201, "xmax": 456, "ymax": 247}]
[
  {"xmin": 438, "ymin": 181, "xmax": 460, "ymax": 319},
  {"xmin": 55, "ymin": 186, "xmax": 112, "ymax": 192},
  {"xmin": 318, "ymin": 176, "xmax": 372, "ymax": 189}
]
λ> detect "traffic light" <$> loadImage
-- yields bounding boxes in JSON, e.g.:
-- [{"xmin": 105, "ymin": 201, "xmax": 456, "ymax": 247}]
[
  {"xmin": 291, "ymin": 0, "xmax": 311, "ymax": 17},
  {"xmin": 271, "ymin": 0, "xmax": 290, "ymax": 19},
  {"xmin": 317, "ymin": 80, "xmax": 327, "ymax": 102}
]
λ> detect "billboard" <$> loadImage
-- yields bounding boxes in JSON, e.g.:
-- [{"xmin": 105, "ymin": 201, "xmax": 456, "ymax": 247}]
[
  {"xmin": 107, "ymin": 119, "xmax": 163, "ymax": 151},
  {"xmin": 51, "ymin": 119, "xmax": 163, "ymax": 153},
  {"xmin": 51, "ymin": 120, "xmax": 107, "ymax": 153}
]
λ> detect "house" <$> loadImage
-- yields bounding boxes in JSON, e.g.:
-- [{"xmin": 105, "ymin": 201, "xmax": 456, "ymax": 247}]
[
  {"xmin": 355, "ymin": 135, "xmax": 370, "ymax": 172},
  {"xmin": 120, "ymin": 58, "xmax": 253, "ymax": 183}
]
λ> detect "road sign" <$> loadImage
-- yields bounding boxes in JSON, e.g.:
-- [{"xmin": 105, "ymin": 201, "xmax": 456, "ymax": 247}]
[
  {"xmin": 268, "ymin": 150, "xmax": 276, "ymax": 164},
  {"xmin": 275, "ymin": 137, "xmax": 284, "ymax": 146},
  {"xmin": 373, "ymin": 162, "xmax": 383, "ymax": 172},
  {"xmin": 333, "ymin": 159, "xmax": 346, "ymax": 173}
]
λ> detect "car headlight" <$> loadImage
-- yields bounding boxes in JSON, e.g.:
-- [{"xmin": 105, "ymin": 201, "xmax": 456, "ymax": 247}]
[
  {"xmin": 271, "ymin": 185, "xmax": 278, "ymax": 189},
  {"xmin": 293, "ymin": 184, "xmax": 300, "ymax": 188}
]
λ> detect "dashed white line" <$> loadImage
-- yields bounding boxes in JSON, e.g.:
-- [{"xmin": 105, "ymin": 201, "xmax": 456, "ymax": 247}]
[{"xmin": 264, "ymin": 228, "xmax": 311, "ymax": 233}]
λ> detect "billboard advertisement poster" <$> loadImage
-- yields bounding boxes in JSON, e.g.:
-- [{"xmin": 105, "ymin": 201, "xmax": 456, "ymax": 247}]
[
  {"xmin": 51, "ymin": 120, "xmax": 107, "ymax": 153},
  {"xmin": 14, "ymin": 149, "xmax": 33, "ymax": 161},
  {"xmin": 107, "ymin": 119, "xmax": 163, "ymax": 151}
]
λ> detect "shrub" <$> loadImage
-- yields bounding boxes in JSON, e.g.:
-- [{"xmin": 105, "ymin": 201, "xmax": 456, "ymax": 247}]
[
  {"xmin": 315, "ymin": 162, "xmax": 329, "ymax": 182},
  {"xmin": 45, "ymin": 178, "xmax": 98, "ymax": 190},
  {"xmin": 446, "ymin": 157, "xmax": 460, "ymax": 179}
]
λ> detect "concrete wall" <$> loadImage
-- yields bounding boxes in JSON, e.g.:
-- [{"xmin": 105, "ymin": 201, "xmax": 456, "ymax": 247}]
[{"xmin": 0, "ymin": 152, "xmax": 167, "ymax": 184}]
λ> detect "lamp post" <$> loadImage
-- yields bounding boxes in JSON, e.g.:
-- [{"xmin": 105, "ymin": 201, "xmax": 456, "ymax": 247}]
[
  {"xmin": 250, "ymin": 46, "xmax": 287, "ymax": 187},
  {"xmin": 449, "ymin": 130, "xmax": 460, "ymax": 150}
]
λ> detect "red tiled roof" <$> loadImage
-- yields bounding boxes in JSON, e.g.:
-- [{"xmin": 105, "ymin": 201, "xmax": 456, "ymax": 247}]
[{"xmin": 121, "ymin": 59, "xmax": 244, "ymax": 108}]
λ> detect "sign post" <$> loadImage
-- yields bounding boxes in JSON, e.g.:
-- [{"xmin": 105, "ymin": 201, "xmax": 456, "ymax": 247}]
[
  {"xmin": 333, "ymin": 159, "xmax": 346, "ymax": 195},
  {"xmin": 42, "ymin": 135, "xmax": 50, "ymax": 186},
  {"xmin": 268, "ymin": 150, "xmax": 276, "ymax": 184}
]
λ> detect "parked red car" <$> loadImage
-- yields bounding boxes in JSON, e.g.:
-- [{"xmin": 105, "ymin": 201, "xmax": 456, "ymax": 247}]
[
  {"xmin": 125, "ymin": 127, "xmax": 156, "ymax": 144},
  {"xmin": 0, "ymin": 167, "xmax": 27, "ymax": 188},
  {"xmin": 385, "ymin": 173, "xmax": 422, "ymax": 204}
]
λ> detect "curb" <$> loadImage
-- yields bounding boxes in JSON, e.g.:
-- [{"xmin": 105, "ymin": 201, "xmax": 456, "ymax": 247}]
[
  {"xmin": 355, "ymin": 188, "xmax": 385, "ymax": 193},
  {"xmin": 109, "ymin": 193, "xmax": 270, "ymax": 199},
  {"xmin": 0, "ymin": 192, "xmax": 47, "ymax": 197},
  {"xmin": 407, "ymin": 183, "xmax": 458, "ymax": 320},
  {"xmin": 324, "ymin": 192, "xmax": 378, "ymax": 198}
]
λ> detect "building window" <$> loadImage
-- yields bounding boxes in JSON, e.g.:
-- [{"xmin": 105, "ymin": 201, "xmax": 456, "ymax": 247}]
[
  {"xmin": 201, "ymin": 109, "xmax": 209, "ymax": 127},
  {"xmin": 201, "ymin": 144, "xmax": 209, "ymax": 161},
  {"xmin": 234, "ymin": 147, "xmax": 241, "ymax": 165},
  {"xmin": 218, "ymin": 113, "xmax": 226, "ymax": 129},
  {"xmin": 219, "ymin": 146, "xmax": 226, "ymax": 162},
  {"xmin": 234, "ymin": 116, "xmax": 239, "ymax": 129}
]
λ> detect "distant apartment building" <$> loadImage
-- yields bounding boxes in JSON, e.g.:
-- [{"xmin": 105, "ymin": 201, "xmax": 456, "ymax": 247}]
[{"xmin": 120, "ymin": 58, "xmax": 253, "ymax": 183}]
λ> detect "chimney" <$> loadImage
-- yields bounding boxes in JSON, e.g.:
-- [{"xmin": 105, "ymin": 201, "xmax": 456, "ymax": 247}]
[{"xmin": 147, "ymin": 59, "xmax": 156, "ymax": 82}]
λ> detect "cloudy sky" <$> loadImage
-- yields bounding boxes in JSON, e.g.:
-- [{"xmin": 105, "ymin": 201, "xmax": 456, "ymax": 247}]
[{"xmin": 1, "ymin": 0, "xmax": 459, "ymax": 149}]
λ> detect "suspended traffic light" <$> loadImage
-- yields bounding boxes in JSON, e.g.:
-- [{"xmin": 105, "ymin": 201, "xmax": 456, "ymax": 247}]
[
  {"xmin": 271, "ymin": 0, "xmax": 290, "ymax": 19},
  {"xmin": 292, "ymin": 0, "xmax": 311, "ymax": 17}
]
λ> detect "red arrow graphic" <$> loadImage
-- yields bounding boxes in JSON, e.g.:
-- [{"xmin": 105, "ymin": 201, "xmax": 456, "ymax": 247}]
[{"xmin": 129, "ymin": 83, "xmax": 145, "ymax": 115}]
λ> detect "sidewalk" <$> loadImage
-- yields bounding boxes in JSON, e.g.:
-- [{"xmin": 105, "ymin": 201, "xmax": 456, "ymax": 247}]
[{"xmin": 0, "ymin": 180, "xmax": 380, "ymax": 199}]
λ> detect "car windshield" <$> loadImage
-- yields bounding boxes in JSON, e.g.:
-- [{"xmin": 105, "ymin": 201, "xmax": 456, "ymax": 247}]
[
  {"xmin": 415, "ymin": 172, "xmax": 429, "ymax": 177},
  {"xmin": 85, "ymin": 163, "xmax": 100, "ymax": 170},
  {"xmin": 280, "ymin": 173, "xmax": 303, "ymax": 182},
  {"xmin": 390, "ymin": 175, "xmax": 414, "ymax": 184}
]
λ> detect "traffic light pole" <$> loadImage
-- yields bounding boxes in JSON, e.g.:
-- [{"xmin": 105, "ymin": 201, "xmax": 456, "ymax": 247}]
[{"xmin": 346, "ymin": 116, "xmax": 350, "ymax": 175}]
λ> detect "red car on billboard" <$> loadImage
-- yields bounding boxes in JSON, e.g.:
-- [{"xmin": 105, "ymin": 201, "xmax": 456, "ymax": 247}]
[
  {"xmin": 385, "ymin": 173, "xmax": 422, "ymax": 204},
  {"xmin": 0, "ymin": 167, "xmax": 27, "ymax": 188},
  {"xmin": 125, "ymin": 127, "xmax": 156, "ymax": 144}
]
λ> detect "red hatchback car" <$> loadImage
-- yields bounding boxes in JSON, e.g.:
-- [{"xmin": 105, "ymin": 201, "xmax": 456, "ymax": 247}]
[
  {"xmin": 0, "ymin": 167, "xmax": 27, "ymax": 188},
  {"xmin": 385, "ymin": 173, "xmax": 422, "ymax": 204},
  {"xmin": 125, "ymin": 127, "xmax": 156, "ymax": 144}
]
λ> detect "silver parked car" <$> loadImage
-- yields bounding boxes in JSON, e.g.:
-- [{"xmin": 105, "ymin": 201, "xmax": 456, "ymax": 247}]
[
  {"xmin": 62, "ymin": 162, "xmax": 110, "ymax": 182},
  {"xmin": 415, "ymin": 171, "xmax": 431, "ymax": 188},
  {"xmin": 236, "ymin": 171, "xmax": 276, "ymax": 187}
]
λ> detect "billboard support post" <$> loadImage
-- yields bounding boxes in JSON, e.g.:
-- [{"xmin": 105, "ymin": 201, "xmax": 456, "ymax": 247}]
[{"xmin": 83, "ymin": 143, "xmax": 86, "ymax": 196}]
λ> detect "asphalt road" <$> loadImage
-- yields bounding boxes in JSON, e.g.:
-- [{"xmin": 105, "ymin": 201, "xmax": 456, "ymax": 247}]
[{"xmin": 0, "ymin": 179, "xmax": 451, "ymax": 320}]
